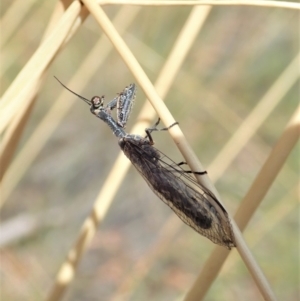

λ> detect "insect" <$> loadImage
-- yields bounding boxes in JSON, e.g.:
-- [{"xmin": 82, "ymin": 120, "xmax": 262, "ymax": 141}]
[{"xmin": 55, "ymin": 77, "xmax": 235, "ymax": 249}]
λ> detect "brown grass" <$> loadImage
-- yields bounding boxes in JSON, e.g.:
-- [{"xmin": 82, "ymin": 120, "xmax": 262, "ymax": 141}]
[{"xmin": 1, "ymin": 1, "xmax": 299, "ymax": 301}]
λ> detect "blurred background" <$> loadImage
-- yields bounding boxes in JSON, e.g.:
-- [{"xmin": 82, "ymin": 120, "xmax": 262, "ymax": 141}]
[{"xmin": 1, "ymin": 1, "xmax": 299, "ymax": 301}]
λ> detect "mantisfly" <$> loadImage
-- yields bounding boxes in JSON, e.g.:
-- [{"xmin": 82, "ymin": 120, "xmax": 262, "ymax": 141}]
[{"xmin": 55, "ymin": 78, "xmax": 235, "ymax": 249}]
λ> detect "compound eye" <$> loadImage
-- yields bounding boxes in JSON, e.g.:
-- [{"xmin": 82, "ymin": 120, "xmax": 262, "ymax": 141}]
[{"xmin": 91, "ymin": 96, "xmax": 104, "ymax": 109}]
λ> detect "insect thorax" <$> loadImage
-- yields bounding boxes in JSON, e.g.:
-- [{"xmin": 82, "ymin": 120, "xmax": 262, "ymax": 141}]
[{"xmin": 118, "ymin": 134, "xmax": 160, "ymax": 161}]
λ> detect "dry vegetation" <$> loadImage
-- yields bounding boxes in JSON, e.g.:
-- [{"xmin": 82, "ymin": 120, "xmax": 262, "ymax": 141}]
[{"xmin": 1, "ymin": 1, "xmax": 299, "ymax": 301}]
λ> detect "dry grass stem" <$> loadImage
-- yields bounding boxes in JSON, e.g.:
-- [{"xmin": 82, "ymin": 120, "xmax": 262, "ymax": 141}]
[
  {"xmin": 0, "ymin": 93, "xmax": 38, "ymax": 181},
  {"xmin": 0, "ymin": 2, "xmax": 91, "ymax": 207},
  {"xmin": 46, "ymin": 6, "xmax": 211, "ymax": 301},
  {"xmin": 82, "ymin": 2, "xmax": 282, "ymax": 300},
  {"xmin": 0, "ymin": 1, "xmax": 82, "ymax": 133},
  {"xmin": 2, "ymin": 2, "xmax": 297, "ymax": 301},
  {"xmin": 0, "ymin": 5, "xmax": 139, "ymax": 207},
  {"xmin": 0, "ymin": 0, "xmax": 37, "ymax": 48},
  {"xmin": 234, "ymin": 106, "xmax": 300, "ymax": 228},
  {"xmin": 81, "ymin": 0, "xmax": 215, "ymax": 199},
  {"xmin": 231, "ymin": 222, "xmax": 278, "ymax": 301},
  {"xmin": 0, "ymin": 0, "xmax": 75, "ymax": 181},
  {"xmin": 96, "ymin": 0, "xmax": 300, "ymax": 10},
  {"xmin": 221, "ymin": 185, "xmax": 298, "ymax": 275},
  {"xmin": 111, "ymin": 214, "xmax": 182, "ymax": 301},
  {"xmin": 209, "ymin": 53, "xmax": 300, "ymax": 182},
  {"xmin": 184, "ymin": 107, "xmax": 299, "ymax": 300}
]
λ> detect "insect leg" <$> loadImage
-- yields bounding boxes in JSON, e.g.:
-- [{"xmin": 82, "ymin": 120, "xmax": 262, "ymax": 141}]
[
  {"xmin": 148, "ymin": 118, "xmax": 179, "ymax": 133},
  {"xmin": 177, "ymin": 161, "xmax": 207, "ymax": 175},
  {"xmin": 106, "ymin": 96, "xmax": 118, "ymax": 110},
  {"xmin": 145, "ymin": 118, "xmax": 179, "ymax": 143},
  {"xmin": 153, "ymin": 117, "xmax": 161, "ymax": 127},
  {"xmin": 117, "ymin": 83, "xmax": 136, "ymax": 128},
  {"xmin": 104, "ymin": 96, "xmax": 118, "ymax": 116}
]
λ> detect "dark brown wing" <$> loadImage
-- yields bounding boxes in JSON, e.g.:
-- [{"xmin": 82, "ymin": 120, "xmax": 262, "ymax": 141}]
[{"xmin": 119, "ymin": 136, "xmax": 235, "ymax": 249}]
